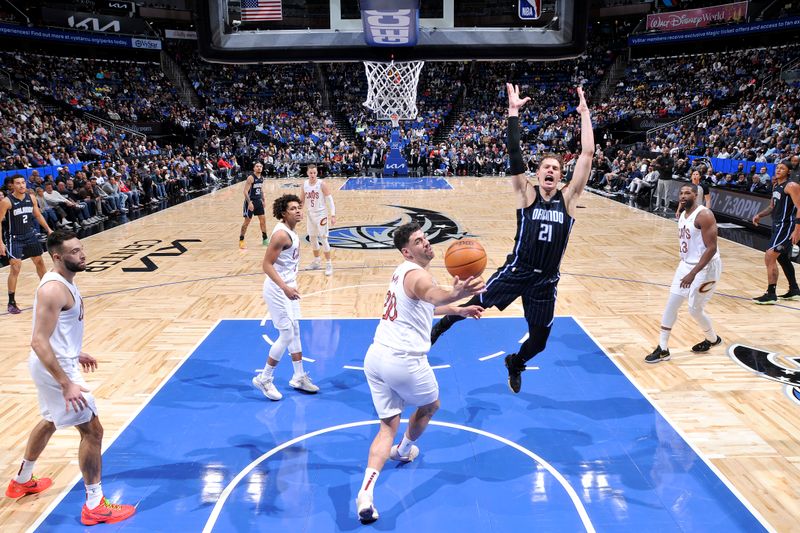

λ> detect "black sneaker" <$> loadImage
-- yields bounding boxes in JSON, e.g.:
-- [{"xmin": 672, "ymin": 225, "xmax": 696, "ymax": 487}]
[
  {"xmin": 644, "ymin": 346, "xmax": 670, "ymax": 364},
  {"xmin": 691, "ymin": 336, "xmax": 723, "ymax": 353},
  {"xmin": 778, "ymin": 288, "xmax": 800, "ymax": 301},
  {"xmin": 430, "ymin": 320, "xmax": 448, "ymax": 346},
  {"xmin": 504, "ymin": 353, "xmax": 524, "ymax": 393},
  {"xmin": 753, "ymin": 292, "xmax": 777, "ymax": 305}
]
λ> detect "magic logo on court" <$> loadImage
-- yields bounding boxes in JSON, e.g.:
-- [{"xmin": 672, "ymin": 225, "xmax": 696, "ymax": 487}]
[
  {"xmin": 729, "ymin": 344, "xmax": 800, "ymax": 405},
  {"xmin": 315, "ymin": 205, "xmax": 470, "ymax": 250}
]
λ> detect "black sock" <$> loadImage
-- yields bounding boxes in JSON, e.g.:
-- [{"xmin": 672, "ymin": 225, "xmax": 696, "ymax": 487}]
[
  {"xmin": 768, "ymin": 284, "xmax": 776, "ymax": 295},
  {"xmin": 239, "ymin": 235, "xmax": 244, "ymax": 241},
  {"xmin": 262, "ymin": 232, "xmax": 268, "ymax": 240},
  {"xmin": 777, "ymin": 251, "xmax": 797, "ymax": 288},
  {"xmin": 8, "ymin": 292, "xmax": 15, "ymax": 305}
]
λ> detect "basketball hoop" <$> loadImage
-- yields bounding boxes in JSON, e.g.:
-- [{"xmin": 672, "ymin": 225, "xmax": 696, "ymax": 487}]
[{"xmin": 363, "ymin": 59, "xmax": 424, "ymax": 123}]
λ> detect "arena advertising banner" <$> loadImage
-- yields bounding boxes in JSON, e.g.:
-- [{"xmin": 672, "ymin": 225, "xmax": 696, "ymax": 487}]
[
  {"xmin": 0, "ymin": 22, "xmax": 161, "ymax": 50},
  {"xmin": 646, "ymin": 1, "xmax": 748, "ymax": 32},
  {"xmin": 42, "ymin": 7, "xmax": 149, "ymax": 35},
  {"xmin": 630, "ymin": 16, "xmax": 800, "ymax": 45},
  {"xmin": 661, "ymin": 180, "xmax": 772, "ymax": 228}
]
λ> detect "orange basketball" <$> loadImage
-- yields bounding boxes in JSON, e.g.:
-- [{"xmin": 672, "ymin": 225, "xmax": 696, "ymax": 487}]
[{"xmin": 444, "ymin": 239, "xmax": 487, "ymax": 279}]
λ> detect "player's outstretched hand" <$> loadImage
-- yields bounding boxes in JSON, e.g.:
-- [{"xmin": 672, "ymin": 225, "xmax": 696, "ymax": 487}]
[
  {"xmin": 506, "ymin": 83, "xmax": 530, "ymax": 111},
  {"xmin": 457, "ymin": 305, "xmax": 484, "ymax": 319},
  {"xmin": 451, "ymin": 275, "xmax": 486, "ymax": 299},
  {"xmin": 576, "ymin": 86, "xmax": 589, "ymax": 114}
]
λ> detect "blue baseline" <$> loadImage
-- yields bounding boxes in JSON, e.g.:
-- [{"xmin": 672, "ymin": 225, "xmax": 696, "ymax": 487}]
[
  {"xmin": 36, "ymin": 318, "xmax": 765, "ymax": 532},
  {"xmin": 341, "ymin": 177, "xmax": 452, "ymax": 190}
]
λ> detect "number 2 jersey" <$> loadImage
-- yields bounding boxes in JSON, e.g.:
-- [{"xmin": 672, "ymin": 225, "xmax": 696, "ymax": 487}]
[
  {"xmin": 373, "ymin": 261, "xmax": 435, "ymax": 354},
  {"xmin": 3, "ymin": 192, "xmax": 37, "ymax": 241}
]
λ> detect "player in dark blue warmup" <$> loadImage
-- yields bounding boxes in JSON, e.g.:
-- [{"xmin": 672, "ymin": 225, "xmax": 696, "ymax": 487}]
[
  {"xmin": 430, "ymin": 83, "xmax": 595, "ymax": 393},
  {"xmin": 239, "ymin": 161, "xmax": 269, "ymax": 249},
  {"xmin": 751, "ymin": 162, "xmax": 800, "ymax": 304},
  {"xmin": 0, "ymin": 175, "xmax": 53, "ymax": 314}
]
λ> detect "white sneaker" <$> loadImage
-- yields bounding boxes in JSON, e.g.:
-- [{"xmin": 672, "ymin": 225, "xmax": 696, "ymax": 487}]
[
  {"xmin": 289, "ymin": 372, "xmax": 319, "ymax": 393},
  {"xmin": 325, "ymin": 262, "xmax": 333, "ymax": 276},
  {"xmin": 389, "ymin": 444, "xmax": 419, "ymax": 463},
  {"xmin": 309, "ymin": 259, "xmax": 322, "ymax": 270},
  {"xmin": 356, "ymin": 491, "xmax": 378, "ymax": 524},
  {"xmin": 252, "ymin": 375, "xmax": 282, "ymax": 400}
]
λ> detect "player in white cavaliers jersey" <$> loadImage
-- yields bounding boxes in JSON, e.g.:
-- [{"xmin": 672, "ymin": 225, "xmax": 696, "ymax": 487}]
[
  {"xmin": 6, "ymin": 230, "xmax": 135, "ymax": 525},
  {"xmin": 646, "ymin": 184, "xmax": 723, "ymax": 363},
  {"xmin": 252, "ymin": 194, "xmax": 319, "ymax": 401},
  {"xmin": 302, "ymin": 163, "xmax": 336, "ymax": 275},
  {"xmin": 355, "ymin": 222, "xmax": 485, "ymax": 524}
]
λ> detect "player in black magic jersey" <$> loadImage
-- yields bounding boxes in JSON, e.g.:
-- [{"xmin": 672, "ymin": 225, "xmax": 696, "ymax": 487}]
[
  {"xmin": 751, "ymin": 162, "xmax": 800, "ymax": 304},
  {"xmin": 430, "ymin": 83, "xmax": 595, "ymax": 393},
  {"xmin": 0, "ymin": 175, "xmax": 53, "ymax": 314},
  {"xmin": 239, "ymin": 162, "xmax": 269, "ymax": 249}
]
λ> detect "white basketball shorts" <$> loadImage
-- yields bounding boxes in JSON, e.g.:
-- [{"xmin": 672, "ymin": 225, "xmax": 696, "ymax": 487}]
[
  {"xmin": 30, "ymin": 354, "xmax": 98, "ymax": 429},
  {"xmin": 670, "ymin": 257, "xmax": 722, "ymax": 308},
  {"xmin": 307, "ymin": 213, "xmax": 329, "ymax": 240},
  {"xmin": 263, "ymin": 277, "xmax": 301, "ymax": 330},
  {"xmin": 363, "ymin": 342, "xmax": 439, "ymax": 419}
]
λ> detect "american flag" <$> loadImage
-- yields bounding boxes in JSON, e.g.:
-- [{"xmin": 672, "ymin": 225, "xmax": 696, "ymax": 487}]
[{"xmin": 241, "ymin": 0, "xmax": 282, "ymax": 21}]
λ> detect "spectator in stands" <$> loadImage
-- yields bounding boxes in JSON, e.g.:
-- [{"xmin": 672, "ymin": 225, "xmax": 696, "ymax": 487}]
[
  {"xmin": 749, "ymin": 174, "xmax": 769, "ymax": 194},
  {"xmin": 102, "ymin": 176, "xmax": 128, "ymax": 213},
  {"xmin": 34, "ymin": 186, "xmax": 59, "ymax": 230}
]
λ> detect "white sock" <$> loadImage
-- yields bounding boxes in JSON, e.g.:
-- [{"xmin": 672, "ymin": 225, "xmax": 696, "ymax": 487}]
[
  {"xmin": 85, "ymin": 482, "xmax": 103, "ymax": 509},
  {"xmin": 360, "ymin": 468, "xmax": 379, "ymax": 495},
  {"xmin": 260, "ymin": 364, "xmax": 275, "ymax": 380},
  {"xmin": 397, "ymin": 433, "xmax": 415, "ymax": 456},
  {"xmin": 659, "ymin": 329, "xmax": 671, "ymax": 351},
  {"xmin": 14, "ymin": 459, "xmax": 35, "ymax": 483},
  {"xmin": 704, "ymin": 328, "xmax": 718, "ymax": 342},
  {"xmin": 292, "ymin": 359, "xmax": 304, "ymax": 377}
]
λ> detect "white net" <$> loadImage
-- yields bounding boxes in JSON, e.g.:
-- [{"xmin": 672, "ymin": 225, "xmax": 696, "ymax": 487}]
[{"xmin": 363, "ymin": 60, "xmax": 425, "ymax": 121}]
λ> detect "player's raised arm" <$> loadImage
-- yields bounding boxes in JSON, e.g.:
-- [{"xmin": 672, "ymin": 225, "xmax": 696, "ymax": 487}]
[
  {"xmin": 506, "ymin": 83, "xmax": 534, "ymax": 208},
  {"xmin": 563, "ymin": 87, "xmax": 595, "ymax": 205}
]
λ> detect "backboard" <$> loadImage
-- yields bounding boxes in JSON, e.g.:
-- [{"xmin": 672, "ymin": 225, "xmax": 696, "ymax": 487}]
[{"xmin": 196, "ymin": 0, "xmax": 589, "ymax": 63}]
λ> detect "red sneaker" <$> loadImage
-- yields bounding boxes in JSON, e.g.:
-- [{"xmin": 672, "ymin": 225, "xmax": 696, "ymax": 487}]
[
  {"xmin": 6, "ymin": 476, "xmax": 53, "ymax": 498},
  {"xmin": 81, "ymin": 497, "xmax": 136, "ymax": 525}
]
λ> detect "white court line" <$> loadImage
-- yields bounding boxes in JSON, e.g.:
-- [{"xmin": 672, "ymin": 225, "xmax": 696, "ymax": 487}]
[
  {"xmin": 525, "ymin": 366, "xmax": 540, "ymax": 371},
  {"xmin": 479, "ymin": 351, "xmax": 505, "ymax": 361},
  {"xmin": 519, "ymin": 332, "xmax": 529, "ymax": 343},
  {"xmin": 27, "ymin": 319, "xmax": 225, "ymax": 533},
  {"xmin": 570, "ymin": 316, "xmax": 775, "ymax": 533},
  {"xmin": 200, "ymin": 419, "xmax": 595, "ymax": 533},
  {"xmin": 343, "ymin": 365, "xmax": 364, "ymax": 370},
  {"xmin": 430, "ymin": 364, "xmax": 451, "ymax": 370}
]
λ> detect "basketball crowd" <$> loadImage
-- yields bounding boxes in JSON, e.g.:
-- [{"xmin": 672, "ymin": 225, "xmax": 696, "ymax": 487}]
[{"xmin": 1, "ymin": 34, "xmax": 799, "ymax": 237}]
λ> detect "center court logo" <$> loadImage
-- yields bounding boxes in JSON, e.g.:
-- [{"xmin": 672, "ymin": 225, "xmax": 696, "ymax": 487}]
[
  {"xmin": 728, "ymin": 344, "xmax": 800, "ymax": 405},
  {"xmin": 319, "ymin": 205, "xmax": 470, "ymax": 250}
]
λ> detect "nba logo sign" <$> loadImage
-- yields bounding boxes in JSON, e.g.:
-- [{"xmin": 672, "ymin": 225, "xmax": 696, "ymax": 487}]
[{"xmin": 518, "ymin": 0, "xmax": 541, "ymax": 20}]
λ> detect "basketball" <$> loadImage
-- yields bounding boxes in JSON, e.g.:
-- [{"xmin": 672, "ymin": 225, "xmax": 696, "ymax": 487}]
[{"xmin": 444, "ymin": 239, "xmax": 487, "ymax": 279}]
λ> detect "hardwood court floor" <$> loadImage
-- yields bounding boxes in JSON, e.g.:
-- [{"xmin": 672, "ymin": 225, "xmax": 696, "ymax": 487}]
[{"xmin": 1, "ymin": 177, "xmax": 798, "ymax": 531}]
